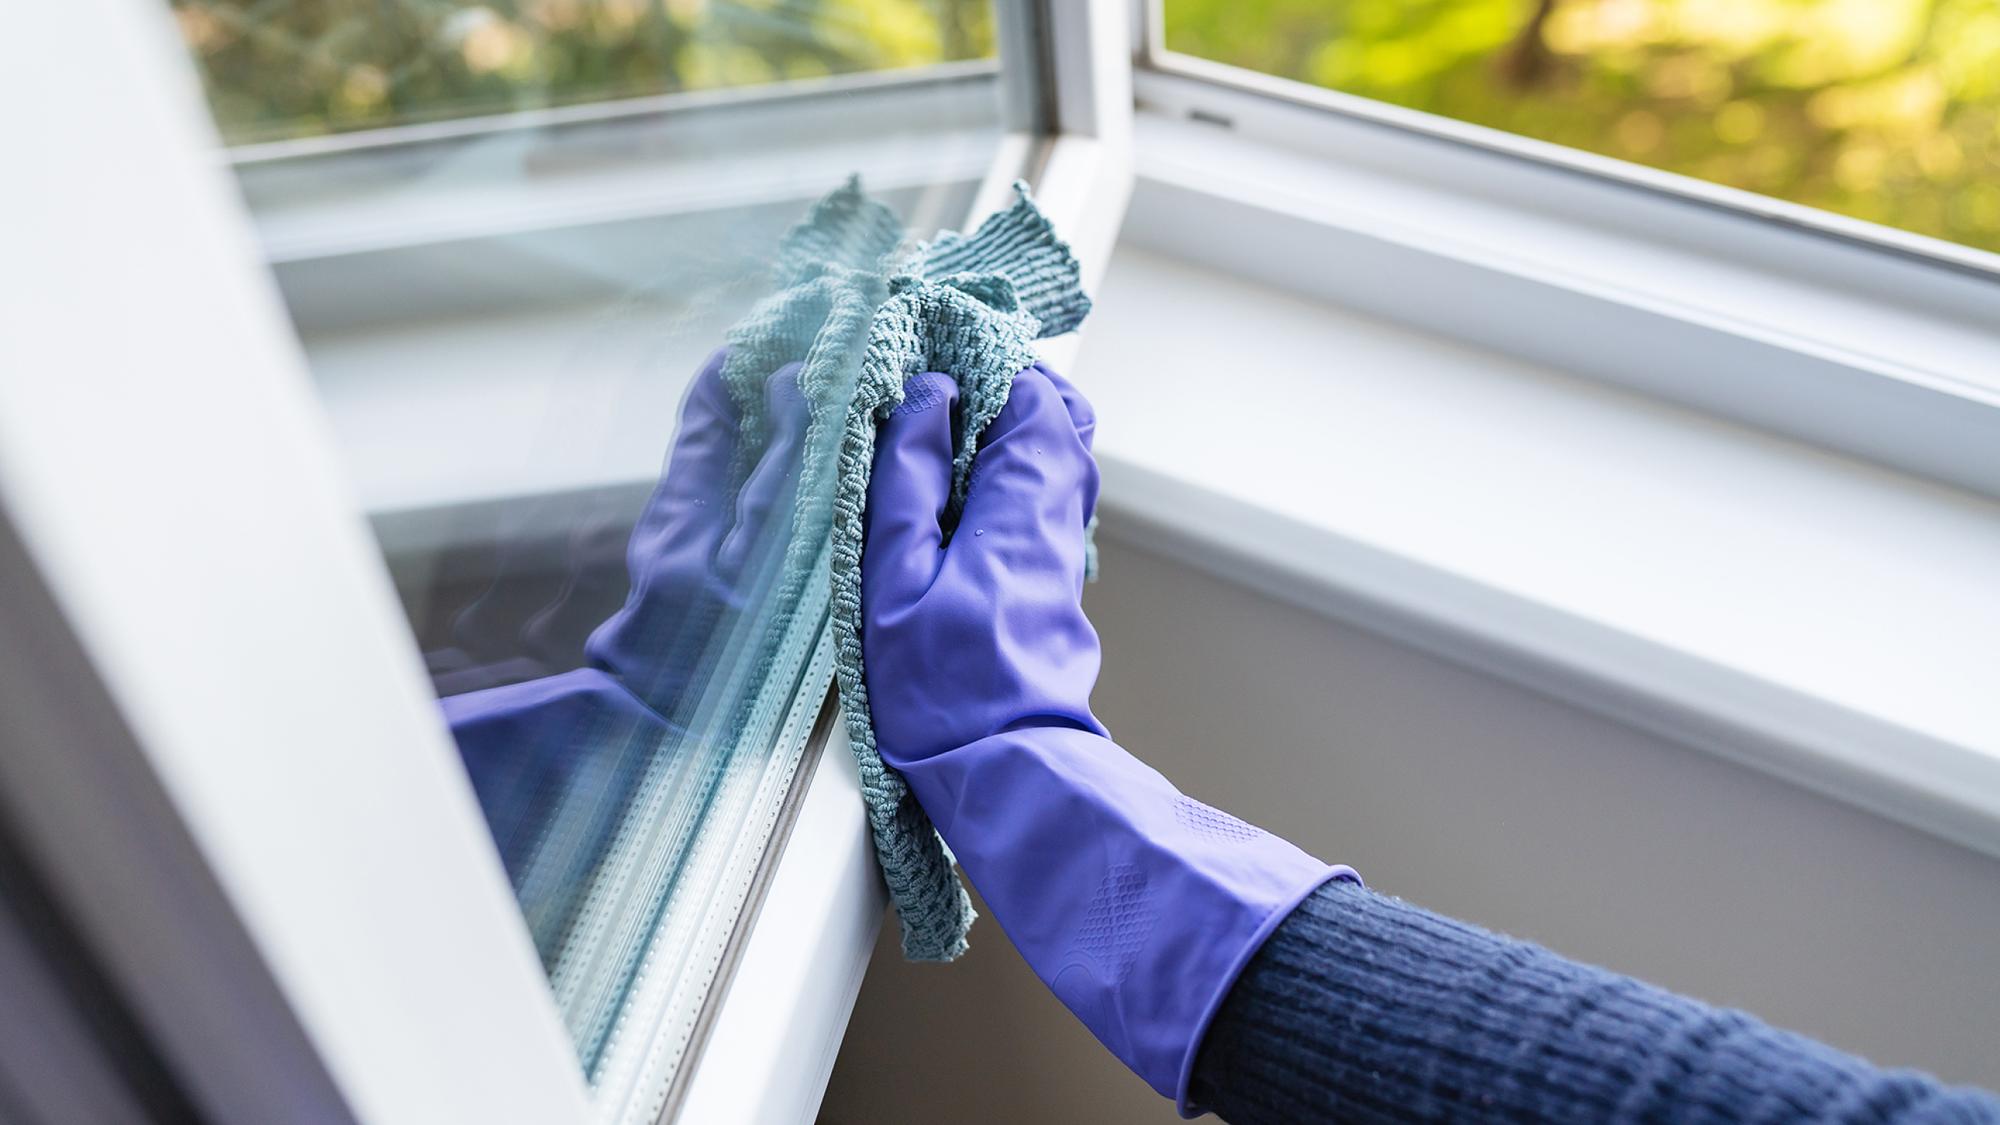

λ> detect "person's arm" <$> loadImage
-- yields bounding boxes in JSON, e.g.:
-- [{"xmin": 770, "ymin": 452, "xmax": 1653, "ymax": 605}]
[
  {"xmin": 860, "ymin": 363, "xmax": 2000, "ymax": 1122},
  {"xmin": 1194, "ymin": 879, "xmax": 2000, "ymax": 1124}
]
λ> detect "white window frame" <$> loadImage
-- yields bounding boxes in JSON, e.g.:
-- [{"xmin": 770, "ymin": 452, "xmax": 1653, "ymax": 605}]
[
  {"xmin": 1137, "ymin": 12, "xmax": 2000, "ymax": 282},
  {"xmin": 1, "ymin": 3, "xmax": 592, "ymax": 1120},
  {"xmin": 1131, "ymin": 4, "xmax": 2000, "ymax": 502},
  {"xmin": 0, "ymin": 3, "xmax": 1133, "ymax": 1125}
]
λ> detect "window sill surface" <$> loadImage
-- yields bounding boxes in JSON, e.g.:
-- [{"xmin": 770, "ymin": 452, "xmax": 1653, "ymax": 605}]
[
  {"xmin": 1077, "ymin": 238, "xmax": 2000, "ymax": 860},
  {"xmin": 1126, "ymin": 90, "xmax": 2000, "ymax": 501}
]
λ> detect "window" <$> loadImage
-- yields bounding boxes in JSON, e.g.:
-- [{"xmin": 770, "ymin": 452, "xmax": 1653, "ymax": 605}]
[
  {"xmin": 8, "ymin": 0, "xmax": 1994, "ymax": 1122},
  {"xmin": 174, "ymin": 0, "xmax": 995, "ymax": 143},
  {"xmin": 157, "ymin": 0, "xmax": 1022, "ymax": 1116},
  {"xmin": 11, "ymin": 0, "xmax": 1129, "ymax": 1119},
  {"xmin": 1158, "ymin": 0, "xmax": 2000, "ymax": 256}
]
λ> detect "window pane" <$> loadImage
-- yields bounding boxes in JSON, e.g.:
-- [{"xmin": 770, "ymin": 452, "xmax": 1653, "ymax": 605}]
[
  {"xmin": 1163, "ymin": 0, "xmax": 2000, "ymax": 255},
  {"xmin": 165, "ymin": 1, "xmax": 1012, "ymax": 1115},
  {"xmin": 173, "ymin": 0, "xmax": 994, "ymax": 144}
]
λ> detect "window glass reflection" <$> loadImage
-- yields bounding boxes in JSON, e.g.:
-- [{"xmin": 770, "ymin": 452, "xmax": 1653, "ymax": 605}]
[
  {"xmin": 165, "ymin": 0, "xmax": 1004, "ymax": 1110},
  {"xmin": 174, "ymin": 0, "xmax": 995, "ymax": 144}
]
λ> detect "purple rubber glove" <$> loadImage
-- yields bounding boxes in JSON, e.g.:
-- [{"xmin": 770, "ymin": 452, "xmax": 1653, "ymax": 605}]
[
  {"xmin": 586, "ymin": 350, "xmax": 811, "ymax": 716},
  {"xmin": 862, "ymin": 363, "xmax": 1356, "ymax": 1114}
]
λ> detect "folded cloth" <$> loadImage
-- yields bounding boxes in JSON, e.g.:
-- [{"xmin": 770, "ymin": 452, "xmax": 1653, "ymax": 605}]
[{"xmin": 818, "ymin": 182, "xmax": 1095, "ymax": 961}]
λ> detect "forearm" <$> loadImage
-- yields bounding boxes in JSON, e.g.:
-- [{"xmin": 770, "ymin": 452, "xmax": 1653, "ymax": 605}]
[{"xmin": 1192, "ymin": 879, "xmax": 2000, "ymax": 1124}]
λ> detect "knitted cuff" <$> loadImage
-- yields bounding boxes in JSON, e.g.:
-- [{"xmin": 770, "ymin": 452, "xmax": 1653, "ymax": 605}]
[{"xmin": 1191, "ymin": 880, "xmax": 2000, "ymax": 1124}]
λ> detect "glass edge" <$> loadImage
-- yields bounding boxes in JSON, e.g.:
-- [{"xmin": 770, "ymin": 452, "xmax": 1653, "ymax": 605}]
[
  {"xmin": 225, "ymin": 58, "xmax": 1004, "ymax": 167},
  {"xmin": 644, "ymin": 627, "xmax": 841, "ymax": 1125}
]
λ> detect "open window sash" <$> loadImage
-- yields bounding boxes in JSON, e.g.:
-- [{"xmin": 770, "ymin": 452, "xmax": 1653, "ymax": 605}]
[{"xmin": 0, "ymin": 2, "xmax": 1134, "ymax": 1124}]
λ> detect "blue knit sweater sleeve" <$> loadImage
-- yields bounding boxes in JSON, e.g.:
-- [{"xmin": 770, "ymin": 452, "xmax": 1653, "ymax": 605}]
[{"xmin": 1190, "ymin": 879, "xmax": 2000, "ymax": 1124}]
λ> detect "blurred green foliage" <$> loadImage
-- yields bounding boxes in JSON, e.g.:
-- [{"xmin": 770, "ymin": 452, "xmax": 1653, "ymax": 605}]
[
  {"xmin": 173, "ymin": 0, "xmax": 993, "ymax": 143},
  {"xmin": 1165, "ymin": 0, "xmax": 2000, "ymax": 255}
]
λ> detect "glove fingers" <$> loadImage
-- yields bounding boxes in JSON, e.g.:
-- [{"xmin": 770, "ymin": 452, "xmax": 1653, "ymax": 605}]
[
  {"xmin": 628, "ymin": 348, "xmax": 742, "ymax": 550},
  {"xmin": 716, "ymin": 362, "xmax": 809, "ymax": 580},
  {"xmin": 864, "ymin": 366, "xmax": 1105, "ymax": 763},
  {"xmin": 956, "ymin": 366, "xmax": 1097, "ymax": 583},
  {"xmin": 1030, "ymin": 362, "xmax": 1100, "ymax": 531},
  {"xmin": 864, "ymin": 371, "xmax": 959, "ymax": 605}
]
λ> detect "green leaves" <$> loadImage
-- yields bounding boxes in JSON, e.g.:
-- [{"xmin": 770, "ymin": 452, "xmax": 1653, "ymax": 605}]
[{"xmin": 1164, "ymin": 0, "xmax": 2000, "ymax": 254}]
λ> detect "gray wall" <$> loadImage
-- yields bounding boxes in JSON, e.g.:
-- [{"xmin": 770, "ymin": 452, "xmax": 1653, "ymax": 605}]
[{"xmin": 820, "ymin": 531, "xmax": 2000, "ymax": 1124}]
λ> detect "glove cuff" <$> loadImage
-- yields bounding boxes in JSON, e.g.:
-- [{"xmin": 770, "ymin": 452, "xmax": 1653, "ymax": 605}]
[
  {"xmin": 1175, "ymin": 861, "xmax": 1360, "ymax": 1117},
  {"xmin": 888, "ymin": 726, "xmax": 1358, "ymax": 1109}
]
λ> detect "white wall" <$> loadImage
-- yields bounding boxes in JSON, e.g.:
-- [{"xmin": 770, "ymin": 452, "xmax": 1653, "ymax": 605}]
[{"xmin": 820, "ymin": 531, "xmax": 2000, "ymax": 1124}]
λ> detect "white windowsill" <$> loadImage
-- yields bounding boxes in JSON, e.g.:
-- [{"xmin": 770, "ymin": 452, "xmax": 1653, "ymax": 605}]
[{"xmin": 1077, "ymin": 236, "xmax": 2000, "ymax": 861}]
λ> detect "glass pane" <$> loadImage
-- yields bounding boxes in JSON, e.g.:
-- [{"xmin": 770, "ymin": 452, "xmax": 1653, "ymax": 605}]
[
  {"xmin": 165, "ymin": 1, "xmax": 1014, "ymax": 1117},
  {"xmin": 174, "ymin": 0, "xmax": 995, "ymax": 144},
  {"xmin": 1163, "ymin": 0, "xmax": 2000, "ymax": 255}
]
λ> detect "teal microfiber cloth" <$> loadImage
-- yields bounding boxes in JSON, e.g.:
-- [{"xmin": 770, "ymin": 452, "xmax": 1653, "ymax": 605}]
[{"xmin": 718, "ymin": 178, "xmax": 1091, "ymax": 960}]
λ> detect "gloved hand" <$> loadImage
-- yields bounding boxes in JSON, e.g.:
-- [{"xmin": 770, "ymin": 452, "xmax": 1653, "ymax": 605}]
[
  {"xmin": 584, "ymin": 349, "xmax": 812, "ymax": 717},
  {"xmin": 424, "ymin": 347, "xmax": 809, "ymax": 705},
  {"xmin": 861, "ymin": 363, "xmax": 1356, "ymax": 1114}
]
